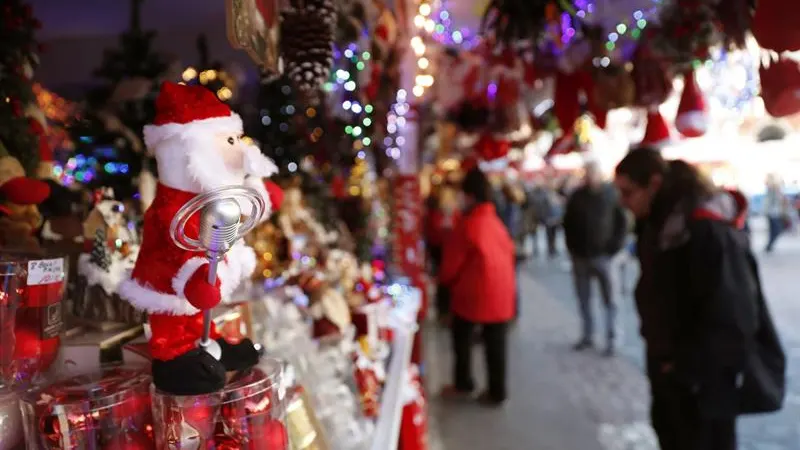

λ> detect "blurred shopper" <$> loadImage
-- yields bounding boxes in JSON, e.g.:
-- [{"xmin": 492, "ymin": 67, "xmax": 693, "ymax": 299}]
[
  {"xmin": 764, "ymin": 175, "xmax": 790, "ymax": 253},
  {"xmin": 526, "ymin": 181, "xmax": 548, "ymax": 257},
  {"xmin": 439, "ymin": 168, "xmax": 516, "ymax": 407},
  {"xmin": 615, "ymin": 147, "xmax": 785, "ymax": 450},
  {"xmin": 562, "ymin": 161, "xmax": 628, "ymax": 356},
  {"xmin": 542, "ymin": 179, "xmax": 565, "ymax": 258},
  {"xmin": 495, "ymin": 178, "xmax": 526, "ymax": 319},
  {"xmin": 425, "ymin": 185, "xmax": 461, "ymax": 324}
]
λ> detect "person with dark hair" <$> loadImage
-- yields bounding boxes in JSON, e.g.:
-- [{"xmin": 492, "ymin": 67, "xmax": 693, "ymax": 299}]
[
  {"xmin": 439, "ymin": 167, "xmax": 516, "ymax": 407},
  {"xmin": 563, "ymin": 161, "xmax": 628, "ymax": 356},
  {"xmin": 615, "ymin": 147, "xmax": 785, "ymax": 450}
]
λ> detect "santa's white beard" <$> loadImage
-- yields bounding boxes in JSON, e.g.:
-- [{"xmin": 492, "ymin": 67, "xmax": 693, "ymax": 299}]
[{"xmin": 186, "ymin": 138, "xmax": 247, "ymax": 192}]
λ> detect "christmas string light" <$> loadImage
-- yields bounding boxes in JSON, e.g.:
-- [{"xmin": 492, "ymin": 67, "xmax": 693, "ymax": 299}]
[
  {"xmin": 181, "ymin": 66, "xmax": 237, "ymax": 102},
  {"xmin": 383, "ymin": 89, "xmax": 410, "ymax": 160},
  {"xmin": 430, "ymin": 0, "xmax": 480, "ymax": 49},
  {"xmin": 331, "ymin": 43, "xmax": 376, "ymax": 155},
  {"xmin": 560, "ymin": 1, "xmax": 660, "ymax": 52}
]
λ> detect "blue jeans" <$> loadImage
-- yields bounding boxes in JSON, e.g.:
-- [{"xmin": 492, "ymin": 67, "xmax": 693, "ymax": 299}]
[
  {"xmin": 572, "ymin": 255, "xmax": 616, "ymax": 343},
  {"xmin": 765, "ymin": 216, "xmax": 784, "ymax": 252}
]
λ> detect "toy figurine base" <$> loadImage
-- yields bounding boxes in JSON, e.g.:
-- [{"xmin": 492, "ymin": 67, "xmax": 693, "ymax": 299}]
[
  {"xmin": 150, "ymin": 357, "xmax": 288, "ymax": 450},
  {"xmin": 19, "ymin": 367, "xmax": 152, "ymax": 450},
  {"xmin": 198, "ymin": 338, "xmax": 222, "ymax": 360}
]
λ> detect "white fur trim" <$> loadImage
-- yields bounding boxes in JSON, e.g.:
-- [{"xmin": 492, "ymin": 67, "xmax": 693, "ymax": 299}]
[
  {"xmin": 118, "ymin": 253, "xmax": 247, "ymax": 316},
  {"xmin": 171, "ymin": 257, "xmax": 209, "ymax": 299},
  {"xmin": 675, "ymin": 110, "xmax": 709, "ymax": 137},
  {"xmin": 143, "ymin": 114, "xmax": 243, "ymax": 149},
  {"xmin": 243, "ymin": 176, "xmax": 272, "ymax": 221},
  {"xmin": 118, "ymin": 278, "xmax": 201, "ymax": 316}
]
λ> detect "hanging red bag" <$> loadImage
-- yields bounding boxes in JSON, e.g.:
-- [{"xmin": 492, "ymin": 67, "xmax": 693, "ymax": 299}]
[
  {"xmin": 752, "ymin": 0, "xmax": 800, "ymax": 52},
  {"xmin": 759, "ymin": 56, "xmax": 800, "ymax": 118}
]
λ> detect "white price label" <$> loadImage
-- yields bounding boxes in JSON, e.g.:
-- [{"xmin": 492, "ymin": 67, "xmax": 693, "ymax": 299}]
[{"xmin": 27, "ymin": 258, "xmax": 65, "ymax": 286}]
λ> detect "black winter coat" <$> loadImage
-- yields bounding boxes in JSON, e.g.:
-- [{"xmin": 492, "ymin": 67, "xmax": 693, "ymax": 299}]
[
  {"xmin": 563, "ymin": 183, "xmax": 628, "ymax": 258},
  {"xmin": 635, "ymin": 190, "xmax": 783, "ymax": 418}
]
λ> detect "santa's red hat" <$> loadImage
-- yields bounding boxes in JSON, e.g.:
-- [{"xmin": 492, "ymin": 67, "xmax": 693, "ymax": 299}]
[
  {"xmin": 675, "ymin": 70, "xmax": 709, "ymax": 138},
  {"xmin": 143, "ymin": 82, "xmax": 243, "ymax": 150},
  {"xmin": 641, "ymin": 109, "xmax": 673, "ymax": 148}
]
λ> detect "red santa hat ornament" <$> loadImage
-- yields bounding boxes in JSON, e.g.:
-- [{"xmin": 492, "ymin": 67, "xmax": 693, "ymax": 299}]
[
  {"xmin": 641, "ymin": 109, "xmax": 674, "ymax": 148},
  {"xmin": 143, "ymin": 82, "xmax": 242, "ymax": 148},
  {"xmin": 675, "ymin": 70, "xmax": 709, "ymax": 138}
]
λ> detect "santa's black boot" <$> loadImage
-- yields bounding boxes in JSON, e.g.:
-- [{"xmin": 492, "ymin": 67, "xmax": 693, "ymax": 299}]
[
  {"xmin": 152, "ymin": 348, "xmax": 226, "ymax": 395},
  {"xmin": 217, "ymin": 337, "xmax": 261, "ymax": 372}
]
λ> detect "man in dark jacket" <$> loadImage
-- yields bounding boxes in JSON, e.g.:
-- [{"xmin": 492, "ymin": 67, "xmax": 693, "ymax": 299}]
[
  {"xmin": 563, "ymin": 161, "xmax": 628, "ymax": 356},
  {"xmin": 615, "ymin": 148, "xmax": 783, "ymax": 450}
]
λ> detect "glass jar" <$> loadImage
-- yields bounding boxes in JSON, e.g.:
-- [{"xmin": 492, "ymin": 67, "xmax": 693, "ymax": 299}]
[
  {"xmin": 0, "ymin": 252, "xmax": 67, "ymax": 390},
  {"xmin": 19, "ymin": 367, "xmax": 152, "ymax": 449},
  {"xmin": 150, "ymin": 357, "xmax": 288, "ymax": 449}
]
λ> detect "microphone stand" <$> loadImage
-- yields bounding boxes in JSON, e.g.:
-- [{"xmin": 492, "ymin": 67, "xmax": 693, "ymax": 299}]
[{"xmin": 200, "ymin": 250, "xmax": 221, "ymax": 352}]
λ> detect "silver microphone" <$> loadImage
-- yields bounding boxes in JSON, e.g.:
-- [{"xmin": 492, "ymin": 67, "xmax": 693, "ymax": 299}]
[
  {"xmin": 197, "ymin": 198, "xmax": 242, "ymax": 356},
  {"xmin": 170, "ymin": 185, "xmax": 267, "ymax": 360}
]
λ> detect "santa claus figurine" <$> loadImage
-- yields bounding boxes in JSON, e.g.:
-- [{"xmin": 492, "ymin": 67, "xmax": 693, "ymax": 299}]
[{"xmin": 118, "ymin": 82, "xmax": 280, "ymax": 395}]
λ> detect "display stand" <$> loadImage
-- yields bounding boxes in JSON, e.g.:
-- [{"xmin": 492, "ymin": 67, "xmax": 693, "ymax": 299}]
[{"xmin": 369, "ymin": 284, "xmax": 421, "ymax": 450}]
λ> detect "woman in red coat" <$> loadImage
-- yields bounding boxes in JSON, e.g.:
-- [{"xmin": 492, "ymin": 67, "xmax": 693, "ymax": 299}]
[
  {"xmin": 425, "ymin": 184, "xmax": 461, "ymax": 323},
  {"xmin": 439, "ymin": 168, "xmax": 516, "ymax": 406}
]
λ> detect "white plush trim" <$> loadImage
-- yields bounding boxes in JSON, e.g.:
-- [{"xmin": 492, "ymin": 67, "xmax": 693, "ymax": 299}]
[
  {"xmin": 675, "ymin": 110, "xmax": 709, "ymax": 137},
  {"xmin": 171, "ymin": 257, "xmax": 209, "ymax": 299},
  {"xmin": 118, "ymin": 252, "xmax": 246, "ymax": 315},
  {"xmin": 118, "ymin": 278, "xmax": 201, "ymax": 316},
  {"xmin": 143, "ymin": 114, "xmax": 243, "ymax": 149}
]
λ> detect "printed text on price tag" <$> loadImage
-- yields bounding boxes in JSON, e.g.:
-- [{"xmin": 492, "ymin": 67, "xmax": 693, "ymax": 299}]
[{"xmin": 27, "ymin": 259, "xmax": 65, "ymax": 286}]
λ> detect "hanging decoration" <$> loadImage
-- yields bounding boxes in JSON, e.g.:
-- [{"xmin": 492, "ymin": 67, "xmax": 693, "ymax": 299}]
[
  {"xmin": 480, "ymin": 0, "xmax": 568, "ymax": 47},
  {"xmin": 759, "ymin": 56, "xmax": 800, "ymax": 118},
  {"xmin": 675, "ymin": 69, "xmax": 709, "ymax": 138},
  {"xmin": 225, "ymin": 0, "xmax": 281, "ymax": 72},
  {"xmin": 281, "ymin": 0, "xmax": 335, "ymax": 92},
  {"xmin": 751, "ymin": 0, "xmax": 800, "ymax": 53},
  {"xmin": 641, "ymin": 109, "xmax": 673, "ymax": 147},
  {"xmin": 650, "ymin": 0, "xmax": 718, "ymax": 68},
  {"xmin": 712, "ymin": 0, "xmax": 752, "ymax": 50},
  {"xmin": 630, "ymin": 38, "xmax": 673, "ymax": 107}
]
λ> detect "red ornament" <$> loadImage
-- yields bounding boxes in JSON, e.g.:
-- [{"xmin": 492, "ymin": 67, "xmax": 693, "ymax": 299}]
[
  {"xmin": 752, "ymin": 0, "xmax": 800, "ymax": 52},
  {"xmin": 244, "ymin": 419, "xmax": 288, "ymax": 450},
  {"xmin": 103, "ymin": 431, "xmax": 153, "ymax": 450},
  {"xmin": 760, "ymin": 56, "xmax": 800, "ymax": 117}
]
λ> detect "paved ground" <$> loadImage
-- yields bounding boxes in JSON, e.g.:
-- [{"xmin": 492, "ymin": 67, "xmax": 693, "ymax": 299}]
[{"xmin": 426, "ymin": 221, "xmax": 800, "ymax": 449}]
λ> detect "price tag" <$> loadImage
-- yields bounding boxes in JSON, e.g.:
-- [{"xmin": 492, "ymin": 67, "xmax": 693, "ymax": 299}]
[{"xmin": 27, "ymin": 258, "xmax": 65, "ymax": 286}]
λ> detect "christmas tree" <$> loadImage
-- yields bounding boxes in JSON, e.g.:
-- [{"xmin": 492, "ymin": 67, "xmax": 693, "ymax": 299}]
[
  {"xmin": 0, "ymin": 0, "xmax": 43, "ymax": 175},
  {"xmin": 90, "ymin": 228, "xmax": 111, "ymax": 271},
  {"xmin": 70, "ymin": 0, "xmax": 166, "ymax": 195},
  {"xmin": 255, "ymin": 74, "xmax": 330, "ymax": 173}
]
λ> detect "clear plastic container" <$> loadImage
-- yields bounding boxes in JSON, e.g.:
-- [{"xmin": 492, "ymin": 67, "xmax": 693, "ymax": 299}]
[
  {"xmin": 150, "ymin": 358, "xmax": 288, "ymax": 449},
  {"xmin": 0, "ymin": 389, "xmax": 23, "ymax": 450},
  {"xmin": 0, "ymin": 252, "xmax": 67, "ymax": 390},
  {"xmin": 19, "ymin": 367, "xmax": 153, "ymax": 449}
]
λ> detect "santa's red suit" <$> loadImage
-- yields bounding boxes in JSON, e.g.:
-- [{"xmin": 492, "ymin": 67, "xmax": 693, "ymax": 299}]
[{"xmin": 118, "ymin": 82, "xmax": 278, "ymax": 394}]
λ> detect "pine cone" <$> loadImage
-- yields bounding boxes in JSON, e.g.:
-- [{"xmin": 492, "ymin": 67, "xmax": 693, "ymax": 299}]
[
  {"xmin": 304, "ymin": 0, "xmax": 336, "ymax": 27},
  {"xmin": 281, "ymin": 8, "xmax": 334, "ymax": 92}
]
